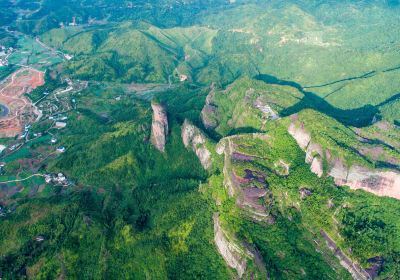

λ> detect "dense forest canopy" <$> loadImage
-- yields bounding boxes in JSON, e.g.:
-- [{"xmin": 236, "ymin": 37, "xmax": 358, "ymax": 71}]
[{"xmin": 0, "ymin": 0, "xmax": 399, "ymax": 279}]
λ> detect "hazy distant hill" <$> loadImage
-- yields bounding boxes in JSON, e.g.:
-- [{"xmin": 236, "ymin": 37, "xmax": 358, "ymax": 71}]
[{"xmin": 1, "ymin": 1, "xmax": 400, "ymax": 279}]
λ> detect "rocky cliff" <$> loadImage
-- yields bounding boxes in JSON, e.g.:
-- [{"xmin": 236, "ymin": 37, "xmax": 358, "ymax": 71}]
[
  {"xmin": 213, "ymin": 213, "xmax": 250, "ymax": 278},
  {"xmin": 330, "ymin": 161, "xmax": 400, "ymax": 199},
  {"xmin": 216, "ymin": 135, "xmax": 274, "ymax": 223},
  {"xmin": 288, "ymin": 122, "xmax": 400, "ymax": 199},
  {"xmin": 320, "ymin": 230, "xmax": 371, "ymax": 280},
  {"xmin": 181, "ymin": 119, "xmax": 212, "ymax": 170},
  {"xmin": 150, "ymin": 101, "xmax": 168, "ymax": 152},
  {"xmin": 201, "ymin": 84, "xmax": 219, "ymax": 129}
]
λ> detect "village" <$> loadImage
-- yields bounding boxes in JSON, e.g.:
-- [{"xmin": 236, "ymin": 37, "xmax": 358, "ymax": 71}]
[
  {"xmin": 0, "ymin": 45, "xmax": 14, "ymax": 67},
  {"xmin": 0, "ymin": 71, "xmax": 86, "ymax": 209},
  {"xmin": 0, "ymin": 23, "xmax": 94, "ymax": 212},
  {"xmin": 2, "ymin": 76, "xmax": 86, "ymax": 149}
]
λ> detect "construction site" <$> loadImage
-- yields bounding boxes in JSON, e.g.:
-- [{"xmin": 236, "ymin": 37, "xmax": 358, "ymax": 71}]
[{"xmin": 0, "ymin": 68, "xmax": 44, "ymax": 138}]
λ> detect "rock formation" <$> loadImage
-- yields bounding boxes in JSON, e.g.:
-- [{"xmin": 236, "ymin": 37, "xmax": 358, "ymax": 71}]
[
  {"xmin": 274, "ymin": 159, "xmax": 290, "ymax": 176},
  {"xmin": 217, "ymin": 135, "xmax": 274, "ymax": 223},
  {"xmin": 288, "ymin": 122, "xmax": 311, "ymax": 150},
  {"xmin": 150, "ymin": 101, "xmax": 168, "ymax": 152},
  {"xmin": 320, "ymin": 230, "xmax": 371, "ymax": 280},
  {"xmin": 288, "ymin": 122, "xmax": 400, "ymax": 200},
  {"xmin": 213, "ymin": 213, "xmax": 250, "ymax": 278},
  {"xmin": 303, "ymin": 137, "xmax": 324, "ymax": 178},
  {"xmin": 331, "ymin": 163, "xmax": 400, "ymax": 199},
  {"xmin": 299, "ymin": 188, "xmax": 312, "ymax": 199},
  {"xmin": 181, "ymin": 119, "xmax": 212, "ymax": 170},
  {"xmin": 201, "ymin": 83, "xmax": 219, "ymax": 129},
  {"xmin": 254, "ymin": 97, "xmax": 279, "ymax": 120}
]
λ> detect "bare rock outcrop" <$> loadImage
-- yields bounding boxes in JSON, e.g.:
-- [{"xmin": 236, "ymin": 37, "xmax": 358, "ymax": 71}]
[
  {"xmin": 217, "ymin": 136, "xmax": 240, "ymax": 197},
  {"xmin": 254, "ymin": 97, "xmax": 279, "ymax": 120},
  {"xmin": 289, "ymin": 122, "xmax": 324, "ymax": 177},
  {"xmin": 288, "ymin": 122, "xmax": 311, "ymax": 150},
  {"xmin": 288, "ymin": 122, "xmax": 400, "ymax": 199},
  {"xmin": 213, "ymin": 213, "xmax": 251, "ymax": 278},
  {"xmin": 201, "ymin": 84, "xmax": 219, "ymax": 129},
  {"xmin": 274, "ymin": 159, "xmax": 290, "ymax": 176},
  {"xmin": 217, "ymin": 135, "xmax": 274, "ymax": 223},
  {"xmin": 333, "ymin": 165, "xmax": 400, "ymax": 199},
  {"xmin": 150, "ymin": 101, "xmax": 168, "ymax": 152},
  {"xmin": 310, "ymin": 157, "xmax": 324, "ymax": 178},
  {"xmin": 320, "ymin": 230, "xmax": 371, "ymax": 280},
  {"xmin": 299, "ymin": 188, "xmax": 312, "ymax": 199},
  {"xmin": 181, "ymin": 119, "xmax": 212, "ymax": 170}
]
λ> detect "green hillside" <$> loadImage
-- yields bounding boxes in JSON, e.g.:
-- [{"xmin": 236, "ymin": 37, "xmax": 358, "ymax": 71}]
[{"xmin": 0, "ymin": 0, "xmax": 400, "ymax": 279}]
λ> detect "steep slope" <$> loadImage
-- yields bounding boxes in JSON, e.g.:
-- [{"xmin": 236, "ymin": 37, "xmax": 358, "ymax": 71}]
[
  {"xmin": 51, "ymin": 24, "xmax": 179, "ymax": 83},
  {"xmin": 205, "ymin": 120, "xmax": 400, "ymax": 279},
  {"xmin": 287, "ymin": 110, "xmax": 400, "ymax": 199},
  {"xmin": 150, "ymin": 101, "xmax": 168, "ymax": 152},
  {"xmin": 201, "ymin": 78, "xmax": 303, "ymax": 136},
  {"xmin": 181, "ymin": 119, "xmax": 212, "ymax": 170},
  {"xmin": 0, "ymin": 87, "xmax": 231, "ymax": 278},
  {"xmin": 200, "ymin": 1, "xmax": 400, "ymax": 115},
  {"xmin": 2, "ymin": 1, "xmax": 400, "ymax": 279}
]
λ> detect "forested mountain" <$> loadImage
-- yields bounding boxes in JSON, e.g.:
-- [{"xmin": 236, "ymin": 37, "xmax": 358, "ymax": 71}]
[{"xmin": 0, "ymin": 0, "xmax": 399, "ymax": 279}]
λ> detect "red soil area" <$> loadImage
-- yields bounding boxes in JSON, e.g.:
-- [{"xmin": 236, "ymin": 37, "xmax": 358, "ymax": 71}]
[{"xmin": 0, "ymin": 68, "xmax": 44, "ymax": 138}]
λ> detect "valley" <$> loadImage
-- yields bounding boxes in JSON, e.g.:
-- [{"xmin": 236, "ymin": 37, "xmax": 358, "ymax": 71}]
[{"xmin": 0, "ymin": 1, "xmax": 399, "ymax": 279}]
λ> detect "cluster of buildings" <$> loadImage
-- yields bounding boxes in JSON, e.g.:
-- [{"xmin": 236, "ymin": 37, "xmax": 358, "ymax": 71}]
[
  {"xmin": 59, "ymin": 16, "xmax": 79, "ymax": 29},
  {"xmin": 0, "ymin": 45, "xmax": 14, "ymax": 67},
  {"xmin": 0, "ymin": 206, "xmax": 10, "ymax": 217},
  {"xmin": 50, "ymin": 137, "xmax": 66, "ymax": 153},
  {"xmin": 179, "ymin": 74, "xmax": 188, "ymax": 82},
  {"xmin": 0, "ymin": 201, "xmax": 13, "ymax": 218},
  {"xmin": 49, "ymin": 114, "xmax": 68, "ymax": 129},
  {"xmin": 44, "ymin": 172, "xmax": 69, "ymax": 186},
  {"xmin": 64, "ymin": 54, "xmax": 73, "ymax": 60},
  {"xmin": 19, "ymin": 124, "xmax": 32, "ymax": 139}
]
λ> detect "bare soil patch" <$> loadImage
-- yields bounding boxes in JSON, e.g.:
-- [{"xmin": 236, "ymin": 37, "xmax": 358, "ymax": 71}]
[{"xmin": 0, "ymin": 68, "xmax": 44, "ymax": 137}]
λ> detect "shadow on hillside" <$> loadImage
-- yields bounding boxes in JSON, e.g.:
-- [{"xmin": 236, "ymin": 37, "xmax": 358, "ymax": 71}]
[
  {"xmin": 255, "ymin": 74, "xmax": 379, "ymax": 128},
  {"xmin": 227, "ymin": 127, "xmax": 262, "ymax": 136}
]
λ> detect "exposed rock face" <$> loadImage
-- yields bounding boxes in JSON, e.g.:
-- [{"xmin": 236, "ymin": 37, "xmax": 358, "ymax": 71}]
[
  {"xmin": 288, "ymin": 122, "xmax": 400, "ymax": 200},
  {"xmin": 299, "ymin": 188, "xmax": 312, "ymax": 199},
  {"xmin": 333, "ymin": 165, "xmax": 400, "ymax": 199},
  {"xmin": 201, "ymin": 84, "xmax": 219, "ymax": 129},
  {"xmin": 329, "ymin": 159, "xmax": 348, "ymax": 180},
  {"xmin": 150, "ymin": 102, "xmax": 168, "ymax": 152},
  {"xmin": 305, "ymin": 142, "xmax": 323, "ymax": 164},
  {"xmin": 218, "ymin": 137, "xmax": 239, "ymax": 197},
  {"xmin": 254, "ymin": 97, "xmax": 279, "ymax": 120},
  {"xmin": 218, "ymin": 135, "xmax": 274, "ymax": 223},
  {"xmin": 213, "ymin": 213, "xmax": 250, "ymax": 278},
  {"xmin": 288, "ymin": 122, "xmax": 311, "ymax": 150},
  {"xmin": 289, "ymin": 122, "xmax": 323, "ymax": 177},
  {"xmin": 274, "ymin": 159, "xmax": 290, "ymax": 176},
  {"xmin": 310, "ymin": 157, "xmax": 324, "ymax": 178},
  {"xmin": 320, "ymin": 230, "xmax": 371, "ymax": 280},
  {"xmin": 181, "ymin": 119, "xmax": 212, "ymax": 170},
  {"xmin": 216, "ymin": 140, "xmax": 226, "ymax": 155},
  {"xmin": 242, "ymin": 187, "xmax": 268, "ymax": 205}
]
